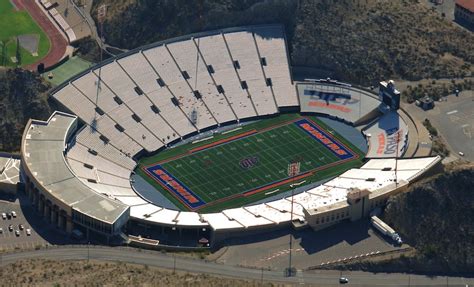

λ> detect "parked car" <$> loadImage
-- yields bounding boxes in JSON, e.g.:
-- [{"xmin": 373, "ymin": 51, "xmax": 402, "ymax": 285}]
[
  {"xmin": 15, "ymin": 230, "xmax": 20, "ymax": 237},
  {"xmin": 1, "ymin": 212, "xmax": 6, "ymax": 220},
  {"xmin": 11, "ymin": 211, "xmax": 17, "ymax": 218},
  {"xmin": 8, "ymin": 224, "xmax": 13, "ymax": 232},
  {"xmin": 19, "ymin": 224, "xmax": 24, "ymax": 230},
  {"xmin": 0, "ymin": 227, "xmax": 3, "ymax": 233},
  {"xmin": 26, "ymin": 228, "xmax": 31, "ymax": 236}
]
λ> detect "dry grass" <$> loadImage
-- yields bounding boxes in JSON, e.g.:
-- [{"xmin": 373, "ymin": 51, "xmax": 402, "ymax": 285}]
[{"xmin": 0, "ymin": 259, "xmax": 286, "ymax": 286}]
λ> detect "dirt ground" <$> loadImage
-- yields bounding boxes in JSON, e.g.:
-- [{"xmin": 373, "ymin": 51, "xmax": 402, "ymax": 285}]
[{"xmin": 0, "ymin": 259, "xmax": 287, "ymax": 286}]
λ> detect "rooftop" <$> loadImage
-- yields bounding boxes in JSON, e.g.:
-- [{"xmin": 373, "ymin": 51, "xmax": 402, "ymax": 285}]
[
  {"xmin": 22, "ymin": 111, "xmax": 129, "ymax": 225},
  {"xmin": 456, "ymin": 0, "xmax": 474, "ymax": 12}
]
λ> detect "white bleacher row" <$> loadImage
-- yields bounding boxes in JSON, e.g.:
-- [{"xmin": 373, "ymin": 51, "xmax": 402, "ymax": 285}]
[
  {"xmin": 253, "ymin": 26, "xmax": 298, "ymax": 107},
  {"xmin": 143, "ymin": 45, "xmax": 217, "ymax": 131},
  {"xmin": 71, "ymin": 70, "xmax": 165, "ymax": 152},
  {"xmin": 48, "ymin": 7, "xmax": 77, "ymax": 43},
  {"xmin": 167, "ymin": 80, "xmax": 216, "ymax": 130},
  {"xmin": 126, "ymin": 157, "xmax": 440, "ymax": 231},
  {"xmin": 107, "ymin": 104, "xmax": 163, "ymax": 151},
  {"xmin": 82, "ymin": 181, "xmax": 135, "ymax": 197},
  {"xmin": 125, "ymin": 96, "xmax": 180, "ymax": 144},
  {"xmin": 66, "ymin": 148, "xmax": 132, "ymax": 179},
  {"xmin": 167, "ymin": 40, "xmax": 237, "ymax": 124},
  {"xmin": 40, "ymin": 0, "xmax": 53, "ymax": 9},
  {"xmin": 224, "ymin": 31, "xmax": 278, "ymax": 116},
  {"xmin": 117, "ymin": 52, "xmax": 197, "ymax": 137},
  {"xmin": 73, "ymin": 128, "xmax": 137, "ymax": 169},
  {"xmin": 195, "ymin": 34, "xmax": 258, "ymax": 119}
]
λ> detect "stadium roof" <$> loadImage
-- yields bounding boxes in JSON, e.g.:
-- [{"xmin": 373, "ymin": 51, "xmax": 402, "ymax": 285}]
[
  {"xmin": 22, "ymin": 112, "xmax": 129, "ymax": 224},
  {"xmin": 456, "ymin": 0, "xmax": 474, "ymax": 12}
]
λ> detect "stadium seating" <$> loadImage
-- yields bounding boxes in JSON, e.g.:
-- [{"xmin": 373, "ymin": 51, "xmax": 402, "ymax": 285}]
[
  {"xmin": 224, "ymin": 31, "xmax": 278, "ymax": 115},
  {"xmin": 194, "ymin": 34, "xmax": 258, "ymax": 119},
  {"xmin": 167, "ymin": 40, "xmax": 237, "ymax": 124},
  {"xmin": 364, "ymin": 111, "xmax": 409, "ymax": 158},
  {"xmin": 252, "ymin": 26, "xmax": 298, "ymax": 107},
  {"xmin": 43, "ymin": 25, "xmax": 442, "ymax": 236}
]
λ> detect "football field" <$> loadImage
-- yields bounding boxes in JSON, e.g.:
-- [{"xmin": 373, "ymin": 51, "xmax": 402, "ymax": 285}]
[{"xmin": 137, "ymin": 114, "xmax": 365, "ymax": 212}]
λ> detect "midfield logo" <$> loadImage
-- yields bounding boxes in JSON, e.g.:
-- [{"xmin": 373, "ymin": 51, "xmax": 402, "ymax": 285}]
[{"xmin": 239, "ymin": 156, "xmax": 259, "ymax": 170}]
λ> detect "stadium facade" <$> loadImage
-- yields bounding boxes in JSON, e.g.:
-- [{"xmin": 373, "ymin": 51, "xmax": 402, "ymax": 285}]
[{"xmin": 20, "ymin": 25, "xmax": 441, "ymax": 246}]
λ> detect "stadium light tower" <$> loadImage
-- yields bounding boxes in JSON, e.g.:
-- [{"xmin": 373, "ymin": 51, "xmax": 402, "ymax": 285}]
[
  {"xmin": 92, "ymin": 4, "xmax": 107, "ymax": 128},
  {"xmin": 394, "ymin": 129, "xmax": 401, "ymax": 187},
  {"xmin": 286, "ymin": 161, "xmax": 300, "ymax": 277}
]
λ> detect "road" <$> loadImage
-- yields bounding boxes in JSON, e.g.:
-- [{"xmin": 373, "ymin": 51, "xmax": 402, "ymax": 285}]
[{"xmin": 1, "ymin": 246, "xmax": 472, "ymax": 286}]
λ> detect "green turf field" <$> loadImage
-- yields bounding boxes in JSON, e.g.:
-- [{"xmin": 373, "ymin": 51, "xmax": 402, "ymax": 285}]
[
  {"xmin": 137, "ymin": 114, "xmax": 365, "ymax": 212},
  {"xmin": 43, "ymin": 56, "xmax": 94, "ymax": 86},
  {"xmin": 0, "ymin": 0, "xmax": 50, "ymax": 67}
]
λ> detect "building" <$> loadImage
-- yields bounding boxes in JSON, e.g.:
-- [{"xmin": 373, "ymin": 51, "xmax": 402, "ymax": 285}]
[
  {"xmin": 417, "ymin": 96, "xmax": 435, "ymax": 110},
  {"xmin": 455, "ymin": 0, "xmax": 474, "ymax": 29},
  {"xmin": 21, "ymin": 112, "xmax": 130, "ymax": 242}
]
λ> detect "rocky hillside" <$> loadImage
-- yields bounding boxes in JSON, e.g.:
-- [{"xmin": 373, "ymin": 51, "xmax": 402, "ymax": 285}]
[
  {"xmin": 382, "ymin": 163, "xmax": 474, "ymax": 273},
  {"xmin": 92, "ymin": 0, "xmax": 297, "ymax": 50},
  {"xmin": 91, "ymin": 0, "xmax": 473, "ymax": 85},
  {"xmin": 0, "ymin": 68, "xmax": 51, "ymax": 152}
]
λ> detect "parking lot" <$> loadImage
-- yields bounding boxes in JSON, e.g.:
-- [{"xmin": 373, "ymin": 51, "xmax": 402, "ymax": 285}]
[
  {"xmin": 0, "ymin": 199, "xmax": 49, "ymax": 251},
  {"xmin": 0, "ymin": 192, "xmax": 77, "ymax": 252},
  {"xmin": 210, "ymin": 219, "xmax": 401, "ymax": 270},
  {"xmin": 403, "ymin": 90, "xmax": 474, "ymax": 161}
]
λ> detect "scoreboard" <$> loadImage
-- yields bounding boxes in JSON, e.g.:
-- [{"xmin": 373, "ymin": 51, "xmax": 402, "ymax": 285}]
[{"xmin": 378, "ymin": 80, "xmax": 400, "ymax": 111}]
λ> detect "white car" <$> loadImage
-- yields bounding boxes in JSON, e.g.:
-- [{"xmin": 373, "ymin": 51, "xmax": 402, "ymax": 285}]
[
  {"xmin": 26, "ymin": 228, "xmax": 31, "ymax": 236},
  {"xmin": 339, "ymin": 277, "xmax": 349, "ymax": 284},
  {"xmin": 0, "ymin": 227, "xmax": 3, "ymax": 233},
  {"xmin": 1, "ymin": 213, "xmax": 6, "ymax": 220},
  {"xmin": 458, "ymin": 152, "xmax": 465, "ymax": 156},
  {"xmin": 11, "ymin": 211, "xmax": 17, "ymax": 218}
]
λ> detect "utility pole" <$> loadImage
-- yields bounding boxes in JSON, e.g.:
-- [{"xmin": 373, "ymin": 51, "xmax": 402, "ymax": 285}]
[
  {"xmin": 395, "ymin": 130, "xmax": 401, "ymax": 187},
  {"xmin": 87, "ymin": 241, "xmax": 90, "ymax": 262},
  {"xmin": 173, "ymin": 253, "xmax": 176, "ymax": 274},
  {"xmin": 286, "ymin": 161, "xmax": 300, "ymax": 277},
  {"xmin": 92, "ymin": 4, "xmax": 107, "ymax": 128}
]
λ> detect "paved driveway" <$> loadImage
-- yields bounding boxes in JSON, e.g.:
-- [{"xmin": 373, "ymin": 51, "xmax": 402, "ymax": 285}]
[{"xmin": 404, "ymin": 90, "xmax": 474, "ymax": 161}]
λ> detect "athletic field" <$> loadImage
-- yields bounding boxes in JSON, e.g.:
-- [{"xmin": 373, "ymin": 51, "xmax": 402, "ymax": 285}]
[
  {"xmin": 0, "ymin": 0, "xmax": 50, "ymax": 67},
  {"xmin": 137, "ymin": 114, "xmax": 365, "ymax": 212}
]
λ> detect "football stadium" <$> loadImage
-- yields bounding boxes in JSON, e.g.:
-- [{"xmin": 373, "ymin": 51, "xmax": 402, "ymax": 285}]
[{"xmin": 20, "ymin": 25, "xmax": 441, "ymax": 247}]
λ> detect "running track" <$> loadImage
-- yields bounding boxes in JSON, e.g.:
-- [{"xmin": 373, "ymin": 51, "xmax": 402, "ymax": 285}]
[{"xmin": 13, "ymin": 0, "xmax": 68, "ymax": 71}]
